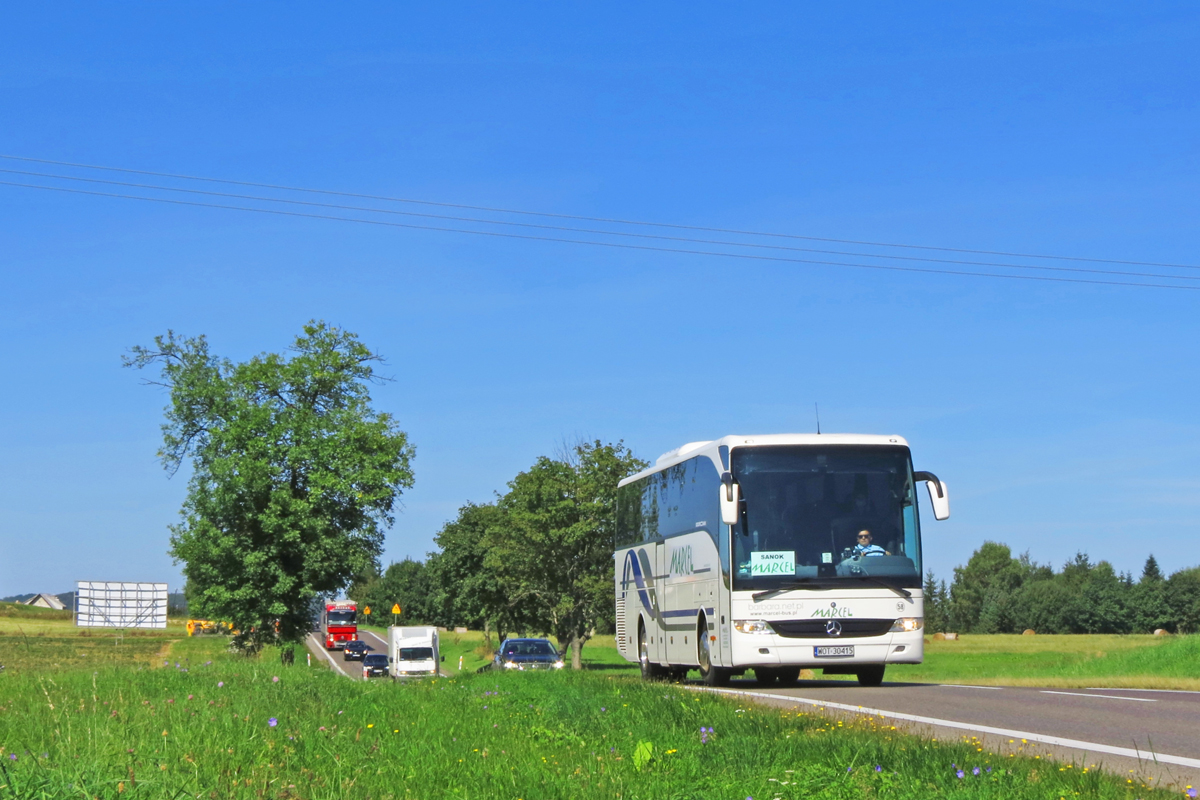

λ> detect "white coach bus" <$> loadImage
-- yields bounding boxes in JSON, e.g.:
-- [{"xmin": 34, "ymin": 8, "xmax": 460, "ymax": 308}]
[{"xmin": 614, "ymin": 434, "xmax": 949, "ymax": 687}]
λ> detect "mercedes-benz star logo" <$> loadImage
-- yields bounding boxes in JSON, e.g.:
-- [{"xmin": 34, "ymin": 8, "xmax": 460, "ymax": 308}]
[{"xmin": 825, "ymin": 620, "xmax": 843, "ymax": 637}]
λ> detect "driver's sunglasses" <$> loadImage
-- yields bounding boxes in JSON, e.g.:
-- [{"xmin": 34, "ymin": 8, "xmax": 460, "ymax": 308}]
[{"xmin": 857, "ymin": 534, "xmax": 870, "ymax": 539}]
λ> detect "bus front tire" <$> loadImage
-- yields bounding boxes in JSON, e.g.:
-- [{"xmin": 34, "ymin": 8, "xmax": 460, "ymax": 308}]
[
  {"xmin": 856, "ymin": 665, "xmax": 885, "ymax": 687},
  {"xmin": 775, "ymin": 667, "xmax": 801, "ymax": 686},
  {"xmin": 697, "ymin": 618, "xmax": 730, "ymax": 687},
  {"xmin": 754, "ymin": 667, "xmax": 778, "ymax": 685}
]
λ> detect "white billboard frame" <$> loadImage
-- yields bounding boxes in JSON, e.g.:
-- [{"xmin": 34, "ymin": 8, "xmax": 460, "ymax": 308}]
[{"xmin": 75, "ymin": 581, "xmax": 168, "ymax": 629}]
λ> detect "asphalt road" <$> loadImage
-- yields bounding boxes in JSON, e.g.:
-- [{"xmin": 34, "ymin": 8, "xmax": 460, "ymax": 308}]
[
  {"xmin": 304, "ymin": 628, "xmax": 390, "ymax": 681},
  {"xmin": 707, "ymin": 677, "xmax": 1200, "ymax": 790}
]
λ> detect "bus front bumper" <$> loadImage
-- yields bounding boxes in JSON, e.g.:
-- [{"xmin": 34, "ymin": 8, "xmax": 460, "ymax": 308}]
[{"xmin": 728, "ymin": 629, "xmax": 923, "ymax": 667}]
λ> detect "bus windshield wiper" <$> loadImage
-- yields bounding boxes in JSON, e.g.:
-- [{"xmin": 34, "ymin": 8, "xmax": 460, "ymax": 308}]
[
  {"xmin": 850, "ymin": 575, "xmax": 912, "ymax": 599},
  {"xmin": 752, "ymin": 579, "xmax": 832, "ymax": 601}
]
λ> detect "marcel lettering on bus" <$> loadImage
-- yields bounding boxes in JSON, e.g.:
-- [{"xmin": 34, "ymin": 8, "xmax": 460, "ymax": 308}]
[{"xmin": 669, "ymin": 545, "xmax": 694, "ymax": 576}]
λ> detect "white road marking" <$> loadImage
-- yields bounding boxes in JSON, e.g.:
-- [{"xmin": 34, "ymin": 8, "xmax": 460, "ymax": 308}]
[
  {"xmin": 1041, "ymin": 690, "xmax": 1156, "ymax": 702},
  {"xmin": 939, "ymin": 684, "xmax": 1004, "ymax": 690},
  {"xmin": 308, "ymin": 634, "xmax": 353, "ymax": 678},
  {"xmin": 1086, "ymin": 687, "xmax": 1200, "ymax": 695},
  {"xmin": 696, "ymin": 687, "xmax": 1200, "ymax": 770}
]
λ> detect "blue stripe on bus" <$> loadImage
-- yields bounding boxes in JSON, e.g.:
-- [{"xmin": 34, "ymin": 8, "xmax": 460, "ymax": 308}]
[{"xmin": 660, "ymin": 607, "xmax": 717, "ymax": 619}]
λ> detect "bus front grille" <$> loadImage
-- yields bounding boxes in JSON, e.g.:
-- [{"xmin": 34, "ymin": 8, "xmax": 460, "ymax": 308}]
[{"xmin": 768, "ymin": 619, "xmax": 894, "ymax": 638}]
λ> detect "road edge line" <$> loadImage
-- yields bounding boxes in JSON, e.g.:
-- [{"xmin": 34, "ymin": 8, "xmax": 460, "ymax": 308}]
[
  {"xmin": 692, "ymin": 686, "xmax": 1200, "ymax": 770},
  {"xmin": 308, "ymin": 634, "xmax": 353, "ymax": 678}
]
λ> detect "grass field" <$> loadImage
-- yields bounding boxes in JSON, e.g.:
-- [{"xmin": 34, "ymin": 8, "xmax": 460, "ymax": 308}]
[
  {"xmin": 887, "ymin": 634, "xmax": 1200, "ymax": 690},
  {"xmin": 1, "ymin": 647, "xmax": 1182, "ymax": 800},
  {"xmin": 1, "ymin": 609, "xmax": 1194, "ymax": 798}
]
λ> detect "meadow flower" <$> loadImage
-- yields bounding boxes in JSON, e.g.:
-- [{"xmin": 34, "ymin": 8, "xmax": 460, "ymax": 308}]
[
  {"xmin": 272, "ymin": 676, "xmax": 279, "ymax": 683},
  {"xmin": 875, "ymin": 765, "xmax": 882, "ymax": 772},
  {"xmin": 956, "ymin": 770, "xmax": 965, "ymax": 779},
  {"xmin": 1187, "ymin": 789, "xmax": 1197, "ymax": 799},
  {"xmin": 973, "ymin": 767, "xmax": 980, "ymax": 776},
  {"xmin": 8, "ymin": 754, "xmax": 15, "ymax": 761},
  {"xmin": 187, "ymin": 695, "xmax": 193, "ymax": 700},
  {"xmin": 268, "ymin": 718, "xmax": 278, "ymax": 727},
  {"xmin": 218, "ymin": 682, "xmax": 224, "ymax": 688}
]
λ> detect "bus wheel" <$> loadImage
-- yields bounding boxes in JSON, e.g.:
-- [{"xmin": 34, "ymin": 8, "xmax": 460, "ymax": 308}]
[
  {"xmin": 856, "ymin": 665, "xmax": 885, "ymax": 687},
  {"xmin": 775, "ymin": 666, "xmax": 801, "ymax": 686},
  {"xmin": 638, "ymin": 623, "xmax": 665, "ymax": 681},
  {"xmin": 753, "ymin": 667, "xmax": 778, "ymax": 685},
  {"xmin": 697, "ymin": 617, "xmax": 730, "ymax": 687}
]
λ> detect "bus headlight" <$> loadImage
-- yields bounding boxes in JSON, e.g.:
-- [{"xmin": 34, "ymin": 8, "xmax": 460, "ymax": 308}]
[
  {"xmin": 503, "ymin": 661, "xmax": 519, "ymax": 669},
  {"xmin": 733, "ymin": 620, "xmax": 773, "ymax": 634},
  {"xmin": 890, "ymin": 617, "xmax": 923, "ymax": 632},
  {"xmin": 553, "ymin": 660, "xmax": 564, "ymax": 669}
]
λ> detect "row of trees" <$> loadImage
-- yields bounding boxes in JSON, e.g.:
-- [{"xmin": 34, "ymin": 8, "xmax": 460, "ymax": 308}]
[
  {"xmin": 924, "ymin": 542, "xmax": 1200, "ymax": 634},
  {"xmin": 351, "ymin": 441, "xmax": 646, "ymax": 668},
  {"xmin": 134, "ymin": 322, "xmax": 646, "ymax": 664}
]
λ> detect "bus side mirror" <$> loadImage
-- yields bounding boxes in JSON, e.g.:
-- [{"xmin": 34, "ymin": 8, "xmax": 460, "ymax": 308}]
[
  {"xmin": 719, "ymin": 472, "xmax": 740, "ymax": 526},
  {"xmin": 915, "ymin": 471, "xmax": 950, "ymax": 520}
]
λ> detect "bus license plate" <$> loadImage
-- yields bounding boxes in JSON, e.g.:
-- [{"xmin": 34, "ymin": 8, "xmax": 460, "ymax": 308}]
[{"xmin": 814, "ymin": 645, "xmax": 854, "ymax": 658}]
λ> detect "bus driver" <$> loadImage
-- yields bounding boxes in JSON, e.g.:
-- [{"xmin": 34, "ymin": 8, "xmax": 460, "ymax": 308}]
[{"xmin": 852, "ymin": 530, "xmax": 889, "ymax": 557}]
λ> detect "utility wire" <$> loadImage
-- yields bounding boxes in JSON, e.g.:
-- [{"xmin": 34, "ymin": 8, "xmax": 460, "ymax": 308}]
[
  {"xmin": 4, "ymin": 178, "xmax": 1197, "ymax": 292},
  {"xmin": 1, "ymin": 153, "xmax": 1195, "ymax": 271},
  {"xmin": 3, "ymin": 166, "xmax": 1197, "ymax": 283}
]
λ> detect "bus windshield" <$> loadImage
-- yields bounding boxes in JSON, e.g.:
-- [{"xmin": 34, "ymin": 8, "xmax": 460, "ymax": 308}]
[
  {"xmin": 326, "ymin": 610, "xmax": 356, "ymax": 625},
  {"xmin": 731, "ymin": 445, "xmax": 921, "ymax": 590}
]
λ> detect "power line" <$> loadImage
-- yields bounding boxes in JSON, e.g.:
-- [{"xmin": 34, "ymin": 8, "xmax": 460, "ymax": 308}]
[
  {"xmin": 3, "ymin": 166, "xmax": 1198, "ymax": 283},
  {"xmin": 1, "ymin": 153, "xmax": 1196, "ymax": 271},
  {"xmin": 4, "ymin": 178, "xmax": 1197, "ymax": 292}
]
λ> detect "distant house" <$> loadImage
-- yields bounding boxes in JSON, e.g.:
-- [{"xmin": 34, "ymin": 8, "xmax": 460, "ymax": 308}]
[{"xmin": 22, "ymin": 593, "xmax": 66, "ymax": 611}]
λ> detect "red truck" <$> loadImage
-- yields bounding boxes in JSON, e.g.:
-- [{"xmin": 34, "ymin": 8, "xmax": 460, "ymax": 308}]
[{"xmin": 321, "ymin": 600, "xmax": 358, "ymax": 650}]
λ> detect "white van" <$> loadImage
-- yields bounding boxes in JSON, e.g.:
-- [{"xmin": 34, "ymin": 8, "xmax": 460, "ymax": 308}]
[{"xmin": 388, "ymin": 626, "xmax": 442, "ymax": 678}]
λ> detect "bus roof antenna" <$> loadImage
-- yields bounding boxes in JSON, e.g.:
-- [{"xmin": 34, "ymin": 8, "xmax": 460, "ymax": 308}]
[{"xmin": 815, "ymin": 403, "xmax": 821, "ymax": 434}]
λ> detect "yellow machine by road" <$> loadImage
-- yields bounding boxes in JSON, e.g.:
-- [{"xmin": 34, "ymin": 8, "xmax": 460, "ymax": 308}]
[{"xmin": 185, "ymin": 619, "xmax": 232, "ymax": 636}]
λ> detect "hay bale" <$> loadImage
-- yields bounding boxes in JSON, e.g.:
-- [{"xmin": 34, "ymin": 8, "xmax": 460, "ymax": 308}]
[
  {"xmin": 931, "ymin": 632, "xmax": 946, "ymax": 641},
  {"xmin": 1154, "ymin": 628, "xmax": 1169, "ymax": 636},
  {"xmin": 943, "ymin": 632, "xmax": 959, "ymax": 641},
  {"xmin": 1022, "ymin": 629, "xmax": 1036, "ymax": 636}
]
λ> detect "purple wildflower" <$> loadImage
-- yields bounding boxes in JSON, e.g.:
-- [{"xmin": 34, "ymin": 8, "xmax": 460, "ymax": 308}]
[
  {"xmin": 8, "ymin": 754, "xmax": 15, "ymax": 761},
  {"xmin": 600, "ymin": 707, "xmax": 606, "ymax": 712},
  {"xmin": 217, "ymin": 681, "xmax": 224, "ymax": 688},
  {"xmin": 268, "ymin": 718, "xmax": 278, "ymax": 727},
  {"xmin": 272, "ymin": 676, "xmax": 279, "ymax": 683},
  {"xmin": 875, "ymin": 765, "xmax": 882, "ymax": 772},
  {"xmin": 956, "ymin": 770, "xmax": 965, "ymax": 779},
  {"xmin": 973, "ymin": 767, "xmax": 981, "ymax": 776},
  {"xmin": 1187, "ymin": 790, "xmax": 1197, "ymax": 799}
]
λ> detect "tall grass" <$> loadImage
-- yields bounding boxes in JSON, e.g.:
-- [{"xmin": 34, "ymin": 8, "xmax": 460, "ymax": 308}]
[
  {"xmin": 0, "ymin": 651, "xmax": 1181, "ymax": 800},
  {"xmin": 889, "ymin": 634, "xmax": 1200, "ymax": 689}
]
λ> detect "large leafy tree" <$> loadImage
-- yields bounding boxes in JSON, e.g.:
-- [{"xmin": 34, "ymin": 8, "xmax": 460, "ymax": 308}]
[
  {"xmin": 126, "ymin": 322, "xmax": 415, "ymax": 653},
  {"xmin": 487, "ymin": 440, "xmax": 645, "ymax": 668},
  {"xmin": 431, "ymin": 502, "xmax": 525, "ymax": 640}
]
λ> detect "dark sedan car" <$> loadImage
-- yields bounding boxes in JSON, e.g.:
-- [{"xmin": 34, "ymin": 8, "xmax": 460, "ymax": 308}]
[
  {"xmin": 342, "ymin": 640, "xmax": 369, "ymax": 661},
  {"xmin": 493, "ymin": 638, "xmax": 565, "ymax": 671},
  {"xmin": 362, "ymin": 653, "xmax": 389, "ymax": 678}
]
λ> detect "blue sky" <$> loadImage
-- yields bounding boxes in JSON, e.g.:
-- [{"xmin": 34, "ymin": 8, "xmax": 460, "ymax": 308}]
[{"xmin": 2, "ymin": 4, "xmax": 1198, "ymax": 596}]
